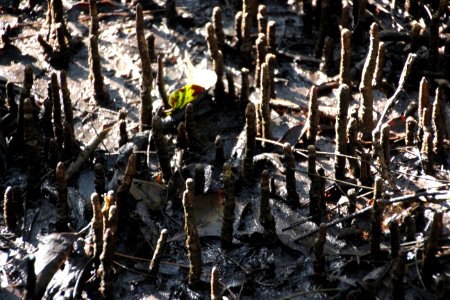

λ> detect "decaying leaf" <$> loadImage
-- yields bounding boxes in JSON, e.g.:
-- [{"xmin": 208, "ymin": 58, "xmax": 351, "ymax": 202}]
[
  {"xmin": 130, "ymin": 179, "xmax": 167, "ymax": 211},
  {"xmin": 34, "ymin": 233, "xmax": 79, "ymax": 299},
  {"xmin": 170, "ymin": 191, "xmax": 224, "ymax": 240}
]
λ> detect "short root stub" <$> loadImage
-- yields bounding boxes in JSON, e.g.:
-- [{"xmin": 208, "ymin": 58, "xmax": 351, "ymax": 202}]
[
  {"xmin": 260, "ymin": 170, "xmax": 276, "ymax": 240},
  {"xmin": 284, "ymin": 143, "xmax": 299, "ymax": 204},
  {"xmin": 183, "ymin": 178, "xmax": 202, "ymax": 287},
  {"xmin": 221, "ymin": 163, "xmax": 236, "ymax": 249},
  {"xmin": 241, "ymin": 102, "xmax": 256, "ymax": 183},
  {"xmin": 149, "ymin": 229, "xmax": 168, "ymax": 275}
]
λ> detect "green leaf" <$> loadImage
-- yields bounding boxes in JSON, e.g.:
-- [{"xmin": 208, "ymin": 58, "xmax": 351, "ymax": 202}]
[{"xmin": 166, "ymin": 84, "xmax": 205, "ymax": 115}]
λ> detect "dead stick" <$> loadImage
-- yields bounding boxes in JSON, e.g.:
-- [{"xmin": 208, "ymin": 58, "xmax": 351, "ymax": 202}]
[
  {"xmin": 65, "ymin": 125, "xmax": 113, "ymax": 181},
  {"xmin": 373, "ymin": 53, "xmax": 416, "ymax": 134},
  {"xmin": 294, "ymin": 190, "xmax": 448, "ymax": 242},
  {"xmin": 379, "ymin": 30, "xmax": 447, "ymax": 46}
]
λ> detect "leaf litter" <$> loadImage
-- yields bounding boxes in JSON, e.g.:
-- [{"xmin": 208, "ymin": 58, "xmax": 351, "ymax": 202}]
[{"xmin": 1, "ymin": 0, "xmax": 450, "ymax": 299}]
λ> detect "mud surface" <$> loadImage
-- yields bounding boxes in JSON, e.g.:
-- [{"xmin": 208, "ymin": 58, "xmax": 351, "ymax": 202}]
[{"xmin": 1, "ymin": 0, "xmax": 450, "ymax": 299}]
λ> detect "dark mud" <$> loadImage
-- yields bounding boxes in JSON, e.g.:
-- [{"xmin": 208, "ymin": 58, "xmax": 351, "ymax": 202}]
[{"xmin": 1, "ymin": 0, "xmax": 450, "ymax": 299}]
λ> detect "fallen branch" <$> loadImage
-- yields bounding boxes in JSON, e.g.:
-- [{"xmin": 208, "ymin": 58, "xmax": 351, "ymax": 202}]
[
  {"xmin": 379, "ymin": 30, "xmax": 447, "ymax": 46},
  {"xmin": 373, "ymin": 53, "xmax": 416, "ymax": 135},
  {"xmin": 294, "ymin": 190, "xmax": 449, "ymax": 243},
  {"xmin": 65, "ymin": 124, "xmax": 113, "ymax": 181},
  {"xmin": 279, "ymin": 288, "xmax": 343, "ymax": 300}
]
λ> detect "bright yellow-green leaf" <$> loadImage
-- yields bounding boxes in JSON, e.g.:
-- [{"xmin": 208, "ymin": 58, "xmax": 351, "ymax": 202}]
[{"xmin": 166, "ymin": 84, "xmax": 205, "ymax": 115}]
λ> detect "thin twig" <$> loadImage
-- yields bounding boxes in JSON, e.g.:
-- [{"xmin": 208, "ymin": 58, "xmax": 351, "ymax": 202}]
[
  {"xmin": 294, "ymin": 167, "xmax": 374, "ymax": 191},
  {"xmin": 282, "ymin": 203, "xmax": 347, "ymax": 231},
  {"xmin": 65, "ymin": 124, "xmax": 114, "ymax": 181},
  {"xmin": 278, "ymin": 288, "xmax": 343, "ymax": 300},
  {"xmin": 373, "ymin": 53, "xmax": 416, "ymax": 134},
  {"xmin": 293, "ymin": 190, "xmax": 449, "ymax": 242}
]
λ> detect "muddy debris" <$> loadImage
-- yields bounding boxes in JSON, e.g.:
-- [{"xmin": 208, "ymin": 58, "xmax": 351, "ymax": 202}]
[{"xmin": 1, "ymin": 1, "xmax": 450, "ymax": 299}]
